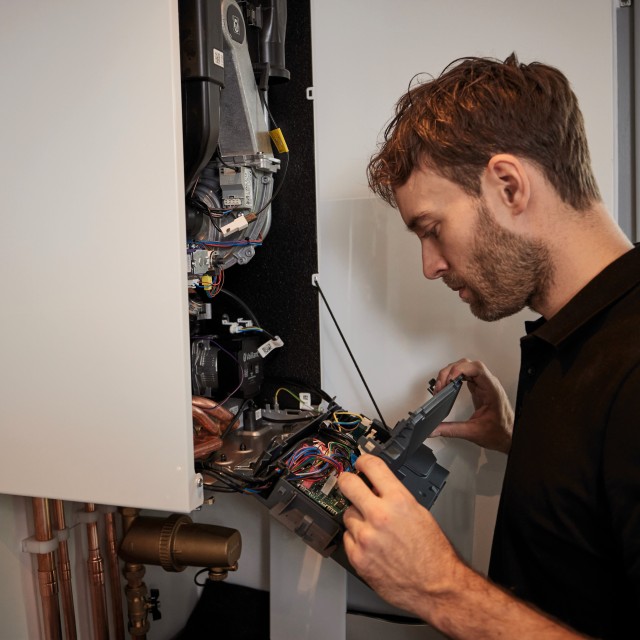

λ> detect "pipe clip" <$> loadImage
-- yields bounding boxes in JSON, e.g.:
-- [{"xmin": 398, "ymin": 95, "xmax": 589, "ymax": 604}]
[
  {"xmin": 75, "ymin": 510, "xmax": 100, "ymax": 524},
  {"xmin": 21, "ymin": 535, "xmax": 59, "ymax": 555},
  {"xmin": 55, "ymin": 527, "xmax": 70, "ymax": 542}
]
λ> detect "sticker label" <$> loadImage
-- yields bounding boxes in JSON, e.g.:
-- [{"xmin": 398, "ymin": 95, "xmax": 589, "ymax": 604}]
[
  {"xmin": 258, "ymin": 336, "xmax": 284, "ymax": 358},
  {"xmin": 213, "ymin": 49, "xmax": 224, "ymax": 67}
]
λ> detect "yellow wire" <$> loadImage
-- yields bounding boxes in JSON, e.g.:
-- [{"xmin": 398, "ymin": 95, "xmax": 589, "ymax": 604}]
[
  {"xmin": 274, "ymin": 387, "xmax": 305, "ymax": 406},
  {"xmin": 332, "ymin": 411, "xmax": 364, "ymax": 423}
]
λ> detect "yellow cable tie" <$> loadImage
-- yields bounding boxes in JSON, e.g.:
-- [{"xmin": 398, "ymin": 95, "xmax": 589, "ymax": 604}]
[{"xmin": 269, "ymin": 128, "xmax": 289, "ymax": 154}]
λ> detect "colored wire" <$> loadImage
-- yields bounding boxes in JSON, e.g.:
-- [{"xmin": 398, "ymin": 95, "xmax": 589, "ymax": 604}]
[
  {"xmin": 274, "ymin": 387, "xmax": 306, "ymax": 407},
  {"xmin": 218, "ymin": 289, "xmax": 276, "ymax": 340},
  {"xmin": 235, "ymin": 326, "xmax": 267, "ymax": 334},
  {"xmin": 192, "ymin": 238, "xmax": 263, "ymax": 247},
  {"xmin": 282, "ymin": 438, "xmax": 356, "ymax": 481},
  {"xmin": 195, "ymin": 268, "xmax": 224, "ymax": 298},
  {"xmin": 331, "ymin": 411, "xmax": 363, "ymax": 431}
]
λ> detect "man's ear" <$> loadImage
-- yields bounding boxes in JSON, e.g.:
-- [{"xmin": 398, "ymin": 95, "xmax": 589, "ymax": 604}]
[{"xmin": 483, "ymin": 154, "xmax": 531, "ymax": 215}]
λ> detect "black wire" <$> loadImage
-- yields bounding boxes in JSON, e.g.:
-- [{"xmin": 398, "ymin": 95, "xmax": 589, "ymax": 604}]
[
  {"xmin": 219, "ymin": 288, "xmax": 259, "ymax": 324},
  {"xmin": 313, "ymin": 280, "xmax": 388, "ymax": 429},
  {"xmin": 253, "ymin": 88, "xmax": 289, "ymax": 217},
  {"xmin": 203, "ymin": 464, "xmax": 257, "ymax": 485},
  {"xmin": 200, "ymin": 469, "xmax": 248, "ymax": 493},
  {"xmin": 194, "ymin": 568, "xmax": 210, "ymax": 587},
  {"xmin": 318, "ymin": 424, "xmax": 359, "ymax": 449},
  {"xmin": 209, "ymin": 215, "xmax": 223, "ymax": 234},
  {"xmin": 220, "ymin": 399, "xmax": 246, "ymax": 440},
  {"xmin": 218, "ymin": 288, "xmax": 276, "ymax": 339},
  {"xmin": 215, "ymin": 145, "xmax": 238, "ymax": 171}
]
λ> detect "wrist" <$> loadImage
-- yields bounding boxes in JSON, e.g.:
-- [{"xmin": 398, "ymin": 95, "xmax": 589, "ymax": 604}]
[
  {"xmin": 409, "ymin": 551, "xmax": 476, "ymax": 626},
  {"xmin": 414, "ymin": 564, "xmax": 582, "ymax": 640}
]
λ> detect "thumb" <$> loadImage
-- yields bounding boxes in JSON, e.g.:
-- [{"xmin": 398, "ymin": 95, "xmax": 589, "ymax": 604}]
[{"xmin": 430, "ymin": 420, "xmax": 474, "ymax": 440}]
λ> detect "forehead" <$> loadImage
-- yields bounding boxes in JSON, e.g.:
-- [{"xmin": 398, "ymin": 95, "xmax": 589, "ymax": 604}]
[{"xmin": 394, "ymin": 166, "xmax": 474, "ymax": 228}]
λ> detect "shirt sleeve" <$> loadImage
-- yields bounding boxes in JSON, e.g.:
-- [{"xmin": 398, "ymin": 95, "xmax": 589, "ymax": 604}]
[{"xmin": 603, "ymin": 361, "xmax": 640, "ymax": 604}]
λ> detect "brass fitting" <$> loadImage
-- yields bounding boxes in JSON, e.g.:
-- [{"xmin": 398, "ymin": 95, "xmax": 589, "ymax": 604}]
[{"xmin": 119, "ymin": 513, "xmax": 241, "ymax": 574}]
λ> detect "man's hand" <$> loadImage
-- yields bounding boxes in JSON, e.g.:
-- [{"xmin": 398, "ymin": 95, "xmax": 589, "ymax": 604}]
[
  {"xmin": 431, "ymin": 359, "xmax": 513, "ymax": 453},
  {"xmin": 338, "ymin": 454, "xmax": 590, "ymax": 639},
  {"xmin": 338, "ymin": 454, "xmax": 464, "ymax": 617}
]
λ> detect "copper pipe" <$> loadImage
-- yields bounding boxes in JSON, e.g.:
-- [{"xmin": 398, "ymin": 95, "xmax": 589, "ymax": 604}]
[
  {"xmin": 105, "ymin": 511, "xmax": 125, "ymax": 640},
  {"xmin": 193, "ymin": 433, "xmax": 223, "ymax": 459},
  {"xmin": 85, "ymin": 503, "xmax": 109, "ymax": 640},
  {"xmin": 192, "ymin": 405, "xmax": 222, "ymax": 435},
  {"xmin": 32, "ymin": 498, "xmax": 62, "ymax": 640},
  {"xmin": 191, "ymin": 395, "xmax": 235, "ymax": 421},
  {"xmin": 51, "ymin": 500, "xmax": 77, "ymax": 640}
]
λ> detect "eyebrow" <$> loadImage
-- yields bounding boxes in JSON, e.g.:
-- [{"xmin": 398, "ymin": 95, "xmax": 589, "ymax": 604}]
[{"xmin": 406, "ymin": 212, "xmax": 433, "ymax": 232}]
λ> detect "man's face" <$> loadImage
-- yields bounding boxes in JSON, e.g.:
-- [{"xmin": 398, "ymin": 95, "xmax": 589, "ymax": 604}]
[{"xmin": 394, "ymin": 166, "xmax": 552, "ymax": 321}]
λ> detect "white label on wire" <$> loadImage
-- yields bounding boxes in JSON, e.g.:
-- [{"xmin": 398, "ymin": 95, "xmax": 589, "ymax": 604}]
[
  {"xmin": 258, "ymin": 336, "xmax": 284, "ymax": 358},
  {"xmin": 299, "ymin": 392, "xmax": 312, "ymax": 410}
]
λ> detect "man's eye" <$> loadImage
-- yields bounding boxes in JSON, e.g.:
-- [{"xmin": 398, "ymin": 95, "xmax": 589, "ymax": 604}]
[{"xmin": 421, "ymin": 225, "xmax": 439, "ymax": 240}]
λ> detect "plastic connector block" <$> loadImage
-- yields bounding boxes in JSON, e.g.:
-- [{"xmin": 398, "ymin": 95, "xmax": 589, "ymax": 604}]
[{"xmin": 221, "ymin": 215, "xmax": 249, "ymax": 237}]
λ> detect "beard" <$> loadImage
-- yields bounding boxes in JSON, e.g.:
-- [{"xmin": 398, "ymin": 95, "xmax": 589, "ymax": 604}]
[{"xmin": 443, "ymin": 201, "xmax": 554, "ymax": 321}]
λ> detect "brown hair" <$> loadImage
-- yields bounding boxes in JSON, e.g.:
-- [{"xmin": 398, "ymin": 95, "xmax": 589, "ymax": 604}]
[{"xmin": 367, "ymin": 53, "xmax": 601, "ymax": 210}]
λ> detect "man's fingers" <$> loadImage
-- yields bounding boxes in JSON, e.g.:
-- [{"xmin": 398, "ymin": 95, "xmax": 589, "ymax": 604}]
[
  {"xmin": 430, "ymin": 420, "xmax": 476, "ymax": 440},
  {"xmin": 339, "ymin": 454, "xmax": 400, "ymax": 509},
  {"xmin": 338, "ymin": 464, "xmax": 379, "ymax": 513},
  {"xmin": 434, "ymin": 358, "xmax": 483, "ymax": 392},
  {"xmin": 354, "ymin": 454, "xmax": 403, "ymax": 498}
]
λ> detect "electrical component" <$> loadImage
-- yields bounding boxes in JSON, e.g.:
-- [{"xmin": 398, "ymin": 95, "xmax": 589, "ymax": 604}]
[
  {"xmin": 217, "ymin": 335, "xmax": 264, "ymax": 399},
  {"xmin": 220, "ymin": 213, "xmax": 258, "ymax": 238},
  {"xmin": 220, "ymin": 166, "xmax": 254, "ymax": 209},
  {"xmin": 183, "ymin": 0, "xmax": 285, "ymax": 272},
  {"xmin": 201, "ymin": 275, "xmax": 213, "ymax": 291},
  {"xmin": 191, "ymin": 250, "xmax": 211, "ymax": 276},
  {"xmin": 191, "ymin": 339, "xmax": 221, "ymax": 397},
  {"xmin": 197, "ymin": 377, "xmax": 463, "ymax": 575},
  {"xmin": 221, "ymin": 315, "xmax": 258, "ymax": 334}
]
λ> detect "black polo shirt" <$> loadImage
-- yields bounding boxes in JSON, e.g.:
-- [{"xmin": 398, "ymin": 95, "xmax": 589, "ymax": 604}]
[{"xmin": 489, "ymin": 245, "xmax": 640, "ymax": 639}]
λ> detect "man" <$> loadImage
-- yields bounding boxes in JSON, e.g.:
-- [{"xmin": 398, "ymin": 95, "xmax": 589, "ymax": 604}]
[{"xmin": 337, "ymin": 54, "xmax": 639, "ymax": 639}]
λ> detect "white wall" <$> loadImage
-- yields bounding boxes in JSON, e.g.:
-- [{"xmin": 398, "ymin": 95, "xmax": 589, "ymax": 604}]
[{"xmin": 311, "ymin": 0, "xmax": 615, "ymax": 627}]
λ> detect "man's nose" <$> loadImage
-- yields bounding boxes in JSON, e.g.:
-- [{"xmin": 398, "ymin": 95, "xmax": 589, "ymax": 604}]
[{"xmin": 421, "ymin": 243, "xmax": 448, "ymax": 279}]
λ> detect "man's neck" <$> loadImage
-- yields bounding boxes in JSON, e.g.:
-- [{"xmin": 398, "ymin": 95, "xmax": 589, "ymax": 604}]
[{"xmin": 535, "ymin": 204, "xmax": 633, "ymax": 319}]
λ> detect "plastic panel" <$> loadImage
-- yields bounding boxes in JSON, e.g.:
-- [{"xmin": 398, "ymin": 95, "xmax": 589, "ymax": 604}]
[{"xmin": 0, "ymin": 0, "xmax": 201, "ymax": 511}]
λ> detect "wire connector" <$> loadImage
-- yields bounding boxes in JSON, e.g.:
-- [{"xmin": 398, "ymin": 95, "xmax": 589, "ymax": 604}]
[
  {"xmin": 222, "ymin": 314, "xmax": 255, "ymax": 333},
  {"xmin": 220, "ymin": 213, "xmax": 257, "ymax": 238}
]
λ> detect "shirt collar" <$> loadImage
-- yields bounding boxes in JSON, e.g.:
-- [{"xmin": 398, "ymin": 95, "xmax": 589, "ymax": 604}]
[{"xmin": 524, "ymin": 244, "xmax": 640, "ymax": 347}]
